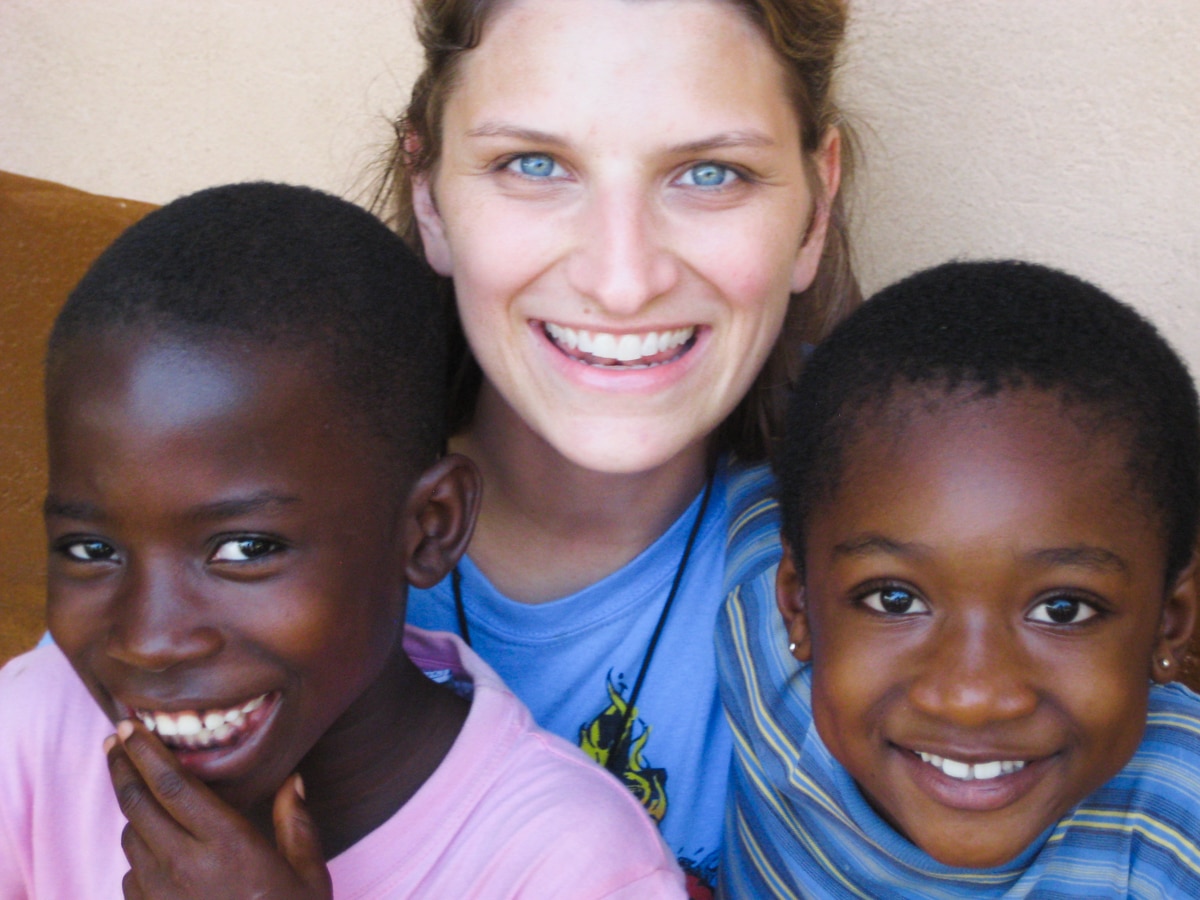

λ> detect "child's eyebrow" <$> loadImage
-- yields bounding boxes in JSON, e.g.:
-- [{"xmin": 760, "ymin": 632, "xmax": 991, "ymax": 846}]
[
  {"xmin": 185, "ymin": 493, "xmax": 301, "ymax": 522},
  {"xmin": 830, "ymin": 535, "xmax": 1130, "ymax": 578},
  {"xmin": 42, "ymin": 494, "xmax": 301, "ymax": 523},
  {"xmin": 43, "ymin": 497, "xmax": 102, "ymax": 521},
  {"xmin": 832, "ymin": 534, "xmax": 932, "ymax": 559},
  {"xmin": 1027, "ymin": 545, "xmax": 1129, "ymax": 574}
]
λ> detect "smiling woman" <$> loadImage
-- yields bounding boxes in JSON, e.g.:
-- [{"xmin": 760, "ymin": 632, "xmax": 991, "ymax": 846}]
[{"xmin": 375, "ymin": 0, "xmax": 858, "ymax": 891}]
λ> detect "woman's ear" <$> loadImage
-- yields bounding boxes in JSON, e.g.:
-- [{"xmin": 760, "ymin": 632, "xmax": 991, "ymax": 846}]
[
  {"xmin": 1152, "ymin": 551, "xmax": 1199, "ymax": 684},
  {"xmin": 789, "ymin": 126, "xmax": 842, "ymax": 295},
  {"xmin": 775, "ymin": 542, "xmax": 812, "ymax": 662},
  {"xmin": 412, "ymin": 175, "xmax": 454, "ymax": 277},
  {"xmin": 404, "ymin": 453, "xmax": 482, "ymax": 589}
]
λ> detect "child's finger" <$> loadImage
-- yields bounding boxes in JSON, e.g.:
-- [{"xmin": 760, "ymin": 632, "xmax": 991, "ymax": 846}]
[
  {"xmin": 273, "ymin": 774, "xmax": 333, "ymax": 896},
  {"xmin": 112, "ymin": 719, "xmax": 227, "ymax": 840},
  {"xmin": 119, "ymin": 820, "xmax": 155, "ymax": 871},
  {"xmin": 106, "ymin": 731, "xmax": 189, "ymax": 851},
  {"xmin": 121, "ymin": 867, "xmax": 148, "ymax": 900}
]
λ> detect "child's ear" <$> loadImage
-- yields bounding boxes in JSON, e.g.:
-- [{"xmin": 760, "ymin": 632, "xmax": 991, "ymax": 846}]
[
  {"xmin": 775, "ymin": 542, "xmax": 812, "ymax": 663},
  {"xmin": 1152, "ymin": 551, "xmax": 1199, "ymax": 684},
  {"xmin": 403, "ymin": 453, "xmax": 481, "ymax": 590}
]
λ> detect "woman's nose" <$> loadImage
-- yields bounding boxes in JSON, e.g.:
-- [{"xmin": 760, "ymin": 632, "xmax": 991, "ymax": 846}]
[
  {"xmin": 907, "ymin": 611, "xmax": 1038, "ymax": 728},
  {"xmin": 565, "ymin": 186, "xmax": 679, "ymax": 316},
  {"xmin": 106, "ymin": 558, "xmax": 222, "ymax": 672}
]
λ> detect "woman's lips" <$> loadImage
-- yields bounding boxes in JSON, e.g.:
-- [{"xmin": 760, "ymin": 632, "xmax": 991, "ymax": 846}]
[{"xmin": 542, "ymin": 321, "xmax": 697, "ymax": 368}]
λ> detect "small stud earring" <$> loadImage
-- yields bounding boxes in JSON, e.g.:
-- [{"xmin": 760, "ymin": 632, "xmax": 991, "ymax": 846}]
[
  {"xmin": 788, "ymin": 642, "xmax": 797, "ymax": 653},
  {"xmin": 1161, "ymin": 657, "xmax": 1172, "ymax": 669}
]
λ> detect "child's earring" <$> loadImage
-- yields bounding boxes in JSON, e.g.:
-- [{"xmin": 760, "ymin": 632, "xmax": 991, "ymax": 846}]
[
  {"xmin": 788, "ymin": 641, "xmax": 797, "ymax": 653},
  {"xmin": 1153, "ymin": 654, "xmax": 1176, "ymax": 684}
]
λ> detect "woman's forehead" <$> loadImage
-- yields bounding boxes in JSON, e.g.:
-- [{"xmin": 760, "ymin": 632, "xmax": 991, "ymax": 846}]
[{"xmin": 448, "ymin": 0, "xmax": 795, "ymax": 138}]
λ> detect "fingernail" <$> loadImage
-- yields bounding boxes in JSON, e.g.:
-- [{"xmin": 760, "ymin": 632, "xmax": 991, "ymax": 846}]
[
  {"xmin": 103, "ymin": 734, "xmax": 118, "ymax": 753},
  {"xmin": 294, "ymin": 774, "xmax": 306, "ymax": 801},
  {"xmin": 116, "ymin": 720, "xmax": 135, "ymax": 741}
]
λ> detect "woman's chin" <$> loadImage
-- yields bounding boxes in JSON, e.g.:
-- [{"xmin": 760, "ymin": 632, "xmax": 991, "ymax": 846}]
[{"xmin": 540, "ymin": 419, "xmax": 711, "ymax": 478}]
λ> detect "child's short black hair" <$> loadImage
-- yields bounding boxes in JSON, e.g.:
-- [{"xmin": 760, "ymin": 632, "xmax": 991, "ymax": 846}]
[
  {"xmin": 778, "ymin": 259, "xmax": 1200, "ymax": 583},
  {"xmin": 48, "ymin": 182, "xmax": 445, "ymax": 471}
]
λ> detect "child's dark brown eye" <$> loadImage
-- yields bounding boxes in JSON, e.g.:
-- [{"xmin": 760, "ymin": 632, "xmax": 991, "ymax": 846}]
[
  {"xmin": 63, "ymin": 539, "xmax": 116, "ymax": 561},
  {"xmin": 1028, "ymin": 595, "xmax": 1097, "ymax": 625},
  {"xmin": 210, "ymin": 537, "xmax": 282, "ymax": 563},
  {"xmin": 862, "ymin": 586, "xmax": 928, "ymax": 616}
]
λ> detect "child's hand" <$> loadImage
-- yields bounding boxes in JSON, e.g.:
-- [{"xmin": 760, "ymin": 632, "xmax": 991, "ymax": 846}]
[{"xmin": 104, "ymin": 720, "xmax": 333, "ymax": 900}]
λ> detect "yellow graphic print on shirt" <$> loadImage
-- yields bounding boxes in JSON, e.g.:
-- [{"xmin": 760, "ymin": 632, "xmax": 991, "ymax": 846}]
[{"xmin": 578, "ymin": 672, "xmax": 668, "ymax": 823}]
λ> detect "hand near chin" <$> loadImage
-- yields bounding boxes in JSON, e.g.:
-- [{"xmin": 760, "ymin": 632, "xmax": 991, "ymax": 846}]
[{"xmin": 105, "ymin": 720, "xmax": 333, "ymax": 900}]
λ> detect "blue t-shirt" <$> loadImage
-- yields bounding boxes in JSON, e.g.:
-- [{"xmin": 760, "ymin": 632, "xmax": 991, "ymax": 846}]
[
  {"xmin": 717, "ymin": 464, "xmax": 1200, "ymax": 899},
  {"xmin": 407, "ymin": 462, "xmax": 736, "ymax": 894}
]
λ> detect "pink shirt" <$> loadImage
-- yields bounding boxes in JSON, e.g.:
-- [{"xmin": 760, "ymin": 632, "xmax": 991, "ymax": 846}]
[{"xmin": 0, "ymin": 628, "xmax": 685, "ymax": 899}]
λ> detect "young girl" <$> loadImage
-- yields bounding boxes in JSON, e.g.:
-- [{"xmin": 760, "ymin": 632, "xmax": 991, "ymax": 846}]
[
  {"xmin": 719, "ymin": 260, "xmax": 1200, "ymax": 898},
  {"xmin": 378, "ymin": 1, "xmax": 859, "ymax": 889}
]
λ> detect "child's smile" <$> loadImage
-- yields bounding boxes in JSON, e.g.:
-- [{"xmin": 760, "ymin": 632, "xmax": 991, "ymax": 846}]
[
  {"xmin": 45, "ymin": 331, "xmax": 417, "ymax": 814},
  {"xmin": 119, "ymin": 691, "xmax": 279, "ymax": 772},
  {"xmin": 783, "ymin": 387, "xmax": 1193, "ymax": 869}
]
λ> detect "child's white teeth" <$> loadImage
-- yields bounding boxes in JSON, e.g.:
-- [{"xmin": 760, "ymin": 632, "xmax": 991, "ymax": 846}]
[
  {"xmin": 544, "ymin": 323, "xmax": 695, "ymax": 366},
  {"xmin": 916, "ymin": 751, "xmax": 1025, "ymax": 781},
  {"xmin": 135, "ymin": 693, "xmax": 269, "ymax": 750}
]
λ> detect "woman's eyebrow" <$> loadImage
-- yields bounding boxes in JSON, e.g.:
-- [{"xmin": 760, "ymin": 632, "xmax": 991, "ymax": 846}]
[
  {"xmin": 669, "ymin": 131, "xmax": 777, "ymax": 155},
  {"xmin": 465, "ymin": 123, "xmax": 567, "ymax": 146},
  {"xmin": 464, "ymin": 124, "xmax": 776, "ymax": 155}
]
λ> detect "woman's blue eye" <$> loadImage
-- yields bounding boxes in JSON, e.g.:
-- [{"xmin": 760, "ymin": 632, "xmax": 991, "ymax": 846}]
[
  {"xmin": 63, "ymin": 540, "xmax": 116, "ymax": 562},
  {"xmin": 681, "ymin": 162, "xmax": 737, "ymax": 188},
  {"xmin": 1028, "ymin": 596, "xmax": 1097, "ymax": 625},
  {"xmin": 862, "ymin": 586, "xmax": 928, "ymax": 616},
  {"xmin": 211, "ymin": 537, "xmax": 281, "ymax": 563},
  {"xmin": 509, "ymin": 154, "xmax": 561, "ymax": 179}
]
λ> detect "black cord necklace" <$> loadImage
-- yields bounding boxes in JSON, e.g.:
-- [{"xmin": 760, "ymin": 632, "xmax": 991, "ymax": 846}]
[{"xmin": 451, "ymin": 473, "xmax": 715, "ymax": 776}]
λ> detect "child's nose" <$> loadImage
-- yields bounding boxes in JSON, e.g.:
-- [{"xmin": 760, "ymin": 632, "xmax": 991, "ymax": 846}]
[
  {"xmin": 105, "ymin": 557, "xmax": 222, "ymax": 672},
  {"xmin": 907, "ymin": 610, "xmax": 1038, "ymax": 728}
]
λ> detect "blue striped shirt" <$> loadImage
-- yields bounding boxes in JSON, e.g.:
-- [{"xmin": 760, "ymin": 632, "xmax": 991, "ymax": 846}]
[{"xmin": 717, "ymin": 463, "xmax": 1200, "ymax": 899}]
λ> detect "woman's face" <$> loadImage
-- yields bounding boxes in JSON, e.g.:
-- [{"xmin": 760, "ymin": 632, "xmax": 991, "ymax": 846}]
[{"xmin": 416, "ymin": 0, "xmax": 837, "ymax": 473}]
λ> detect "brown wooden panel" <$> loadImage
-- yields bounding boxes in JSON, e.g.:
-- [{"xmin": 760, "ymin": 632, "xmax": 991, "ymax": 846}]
[{"xmin": 0, "ymin": 171, "xmax": 156, "ymax": 664}]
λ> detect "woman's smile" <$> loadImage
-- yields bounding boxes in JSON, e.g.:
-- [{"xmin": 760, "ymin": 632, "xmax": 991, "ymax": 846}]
[
  {"xmin": 541, "ymin": 321, "xmax": 697, "ymax": 368},
  {"xmin": 415, "ymin": 0, "xmax": 834, "ymax": 474}
]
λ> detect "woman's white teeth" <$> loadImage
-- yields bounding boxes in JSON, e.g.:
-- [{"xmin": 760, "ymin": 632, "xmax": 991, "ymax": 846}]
[
  {"xmin": 916, "ymin": 751, "xmax": 1026, "ymax": 781},
  {"xmin": 545, "ymin": 323, "xmax": 694, "ymax": 365},
  {"xmin": 136, "ymin": 693, "xmax": 267, "ymax": 750}
]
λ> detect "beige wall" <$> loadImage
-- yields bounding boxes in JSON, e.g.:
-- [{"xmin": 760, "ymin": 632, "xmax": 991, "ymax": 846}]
[{"xmin": 3, "ymin": 0, "xmax": 1197, "ymax": 365}]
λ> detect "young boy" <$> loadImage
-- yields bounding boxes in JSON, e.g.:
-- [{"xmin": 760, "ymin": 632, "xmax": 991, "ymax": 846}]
[
  {"xmin": 0, "ymin": 183, "xmax": 685, "ymax": 898},
  {"xmin": 718, "ymin": 260, "xmax": 1200, "ymax": 898}
]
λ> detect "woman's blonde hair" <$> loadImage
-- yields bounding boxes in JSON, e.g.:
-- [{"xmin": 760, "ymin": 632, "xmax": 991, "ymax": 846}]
[{"xmin": 374, "ymin": 0, "xmax": 861, "ymax": 462}]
